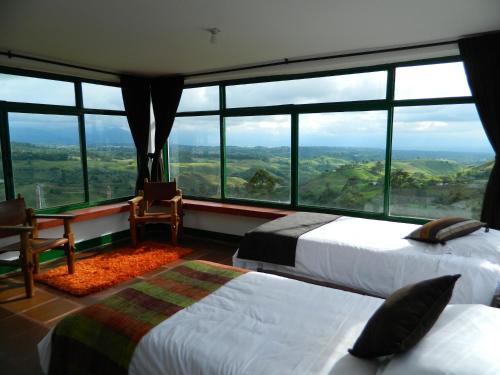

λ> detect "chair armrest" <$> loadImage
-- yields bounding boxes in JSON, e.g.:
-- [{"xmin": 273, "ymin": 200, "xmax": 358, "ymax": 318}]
[
  {"xmin": 128, "ymin": 196, "xmax": 143, "ymax": 205},
  {"xmin": 0, "ymin": 225, "xmax": 34, "ymax": 232},
  {"xmin": 169, "ymin": 195, "xmax": 182, "ymax": 203},
  {"xmin": 33, "ymin": 214, "xmax": 76, "ymax": 220}
]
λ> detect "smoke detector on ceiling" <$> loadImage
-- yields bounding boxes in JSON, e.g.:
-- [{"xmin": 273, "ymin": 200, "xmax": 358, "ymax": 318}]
[{"xmin": 205, "ymin": 27, "xmax": 221, "ymax": 44}]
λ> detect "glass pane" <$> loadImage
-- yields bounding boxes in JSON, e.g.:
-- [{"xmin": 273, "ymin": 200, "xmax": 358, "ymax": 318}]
[
  {"xmin": 168, "ymin": 116, "xmax": 221, "ymax": 197},
  {"xmin": 225, "ymin": 115, "xmax": 291, "ymax": 203},
  {"xmin": 395, "ymin": 62, "xmax": 471, "ymax": 100},
  {"xmin": 390, "ymin": 104, "xmax": 493, "ymax": 219},
  {"xmin": 177, "ymin": 86, "xmax": 219, "ymax": 112},
  {"xmin": 226, "ymin": 71, "xmax": 387, "ymax": 108},
  {"xmin": 9, "ymin": 113, "xmax": 84, "ymax": 208},
  {"xmin": 82, "ymin": 83, "xmax": 124, "ymax": 110},
  {"xmin": 299, "ymin": 111, "xmax": 387, "ymax": 212},
  {"xmin": 85, "ymin": 115, "xmax": 136, "ymax": 201},
  {"xmin": 0, "ymin": 73, "xmax": 75, "ymax": 106}
]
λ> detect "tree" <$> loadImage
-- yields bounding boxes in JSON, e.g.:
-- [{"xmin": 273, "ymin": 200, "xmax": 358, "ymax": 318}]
[{"xmin": 247, "ymin": 169, "xmax": 280, "ymax": 195}]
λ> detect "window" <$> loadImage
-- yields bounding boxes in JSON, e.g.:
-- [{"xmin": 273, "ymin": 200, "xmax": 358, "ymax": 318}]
[
  {"xmin": 9, "ymin": 113, "xmax": 84, "ymax": 208},
  {"xmin": 0, "ymin": 73, "xmax": 75, "ymax": 106},
  {"xmin": 225, "ymin": 115, "xmax": 291, "ymax": 203},
  {"xmin": 168, "ymin": 116, "xmax": 221, "ymax": 198},
  {"xmin": 177, "ymin": 86, "xmax": 219, "ymax": 112},
  {"xmin": 395, "ymin": 62, "xmax": 471, "ymax": 100},
  {"xmin": 85, "ymin": 115, "xmax": 136, "ymax": 201},
  {"xmin": 299, "ymin": 111, "xmax": 387, "ymax": 212},
  {"xmin": 226, "ymin": 71, "xmax": 387, "ymax": 108},
  {"xmin": 82, "ymin": 83, "xmax": 125, "ymax": 110},
  {"xmin": 390, "ymin": 104, "xmax": 493, "ymax": 219}
]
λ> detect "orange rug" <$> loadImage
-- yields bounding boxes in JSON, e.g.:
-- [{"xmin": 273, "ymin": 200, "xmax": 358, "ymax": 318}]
[{"xmin": 34, "ymin": 242, "xmax": 192, "ymax": 296}]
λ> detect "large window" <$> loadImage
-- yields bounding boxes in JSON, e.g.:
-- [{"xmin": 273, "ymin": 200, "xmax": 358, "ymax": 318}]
[
  {"xmin": 0, "ymin": 71, "xmax": 133, "ymax": 210},
  {"xmin": 226, "ymin": 71, "xmax": 387, "ymax": 108},
  {"xmin": 169, "ymin": 57, "xmax": 492, "ymax": 222},
  {"xmin": 225, "ymin": 115, "xmax": 291, "ymax": 203},
  {"xmin": 168, "ymin": 116, "xmax": 221, "ymax": 198},
  {"xmin": 0, "ymin": 73, "xmax": 75, "ymax": 106},
  {"xmin": 9, "ymin": 113, "xmax": 84, "ymax": 208},
  {"xmin": 85, "ymin": 115, "xmax": 136, "ymax": 201},
  {"xmin": 299, "ymin": 111, "xmax": 387, "ymax": 212},
  {"xmin": 390, "ymin": 104, "xmax": 493, "ymax": 219}
]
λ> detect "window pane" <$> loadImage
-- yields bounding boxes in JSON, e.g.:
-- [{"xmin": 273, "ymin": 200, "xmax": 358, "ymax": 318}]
[
  {"xmin": 390, "ymin": 104, "xmax": 493, "ymax": 219},
  {"xmin": 177, "ymin": 86, "xmax": 219, "ymax": 112},
  {"xmin": 0, "ymin": 73, "xmax": 75, "ymax": 106},
  {"xmin": 9, "ymin": 113, "xmax": 84, "ymax": 208},
  {"xmin": 168, "ymin": 116, "xmax": 221, "ymax": 197},
  {"xmin": 85, "ymin": 115, "xmax": 136, "ymax": 201},
  {"xmin": 299, "ymin": 111, "xmax": 387, "ymax": 212},
  {"xmin": 82, "ymin": 83, "xmax": 124, "ymax": 110},
  {"xmin": 225, "ymin": 115, "xmax": 291, "ymax": 203},
  {"xmin": 395, "ymin": 62, "xmax": 471, "ymax": 100},
  {"xmin": 226, "ymin": 71, "xmax": 387, "ymax": 108}
]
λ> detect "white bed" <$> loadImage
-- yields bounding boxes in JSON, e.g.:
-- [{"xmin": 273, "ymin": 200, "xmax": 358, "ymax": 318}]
[
  {"xmin": 40, "ymin": 271, "xmax": 383, "ymax": 375},
  {"xmin": 233, "ymin": 216, "xmax": 500, "ymax": 305},
  {"xmin": 39, "ymin": 269, "xmax": 500, "ymax": 375}
]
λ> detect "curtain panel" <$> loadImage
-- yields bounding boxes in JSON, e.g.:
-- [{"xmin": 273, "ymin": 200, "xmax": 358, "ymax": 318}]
[
  {"xmin": 459, "ymin": 32, "xmax": 500, "ymax": 229},
  {"xmin": 120, "ymin": 76, "xmax": 151, "ymax": 193},
  {"xmin": 150, "ymin": 76, "xmax": 184, "ymax": 182}
]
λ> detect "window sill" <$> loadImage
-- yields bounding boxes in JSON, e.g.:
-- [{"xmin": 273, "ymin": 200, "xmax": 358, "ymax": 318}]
[
  {"xmin": 183, "ymin": 199, "xmax": 293, "ymax": 219},
  {"xmin": 36, "ymin": 199, "xmax": 292, "ymax": 231},
  {"xmin": 37, "ymin": 202, "xmax": 129, "ymax": 230}
]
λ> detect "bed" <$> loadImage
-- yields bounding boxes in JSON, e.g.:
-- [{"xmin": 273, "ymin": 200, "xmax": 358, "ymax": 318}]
[
  {"xmin": 38, "ymin": 261, "xmax": 500, "ymax": 375},
  {"xmin": 233, "ymin": 215, "xmax": 500, "ymax": 305}
]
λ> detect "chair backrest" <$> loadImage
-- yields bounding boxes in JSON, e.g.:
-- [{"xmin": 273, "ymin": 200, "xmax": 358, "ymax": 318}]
[
  {"xmin": 143, "ymin": 179, "xmax": 178, "ymax": 203},
  {"xmin": 0, "ymin": 197, "xmax": 28, "ymax": 238}
]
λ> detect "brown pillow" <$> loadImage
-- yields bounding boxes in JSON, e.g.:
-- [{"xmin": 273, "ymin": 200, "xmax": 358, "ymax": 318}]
[
  {"xmin": 407, "ymin": 217, "xmax": 485, "ymax": 244},
  {"xmin": 348, "ymin": 274, "xmax": 460, "ymax": 359}
]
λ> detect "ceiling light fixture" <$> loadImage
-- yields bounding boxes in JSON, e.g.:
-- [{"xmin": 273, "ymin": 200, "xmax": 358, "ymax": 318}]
[{"xmin": 205, "ymin": 27, "xmax": 221, "ymax": 44}]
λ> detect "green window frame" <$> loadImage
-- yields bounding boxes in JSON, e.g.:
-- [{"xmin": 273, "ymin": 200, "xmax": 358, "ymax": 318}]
[
  {"xmin": 0, "ymin": 66, "xmax": 133, "ymax": 213},
  {"xmin": 168, "ymin": 55, "xmax": 490, "ymax": 224}
]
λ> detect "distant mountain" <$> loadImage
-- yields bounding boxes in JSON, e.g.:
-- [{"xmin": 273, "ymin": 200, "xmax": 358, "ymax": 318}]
[{"xmin": 10, "ymin": 126, "xmax": 133, "ymax": 145}]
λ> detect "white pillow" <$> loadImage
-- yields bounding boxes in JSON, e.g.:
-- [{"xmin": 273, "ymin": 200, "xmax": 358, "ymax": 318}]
[{"xmin": 378, "ymin": 304, "xmax": 500, "ymax": 375}]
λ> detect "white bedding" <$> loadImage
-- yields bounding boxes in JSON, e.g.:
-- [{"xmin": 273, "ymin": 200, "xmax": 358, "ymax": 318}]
[
  {"xmin": 233, "ymin": 216, "xmax": 500, "ymax": 305},
  {"xmin": 39, "ymin": 271, "xmax": 383, "ymax": 375}
]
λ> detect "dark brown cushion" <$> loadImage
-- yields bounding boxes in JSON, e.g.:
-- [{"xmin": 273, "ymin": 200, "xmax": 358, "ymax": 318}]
[
  {"xmin": 407, "ymin": 217, "xmax": 485, "ymax": 244},
  {"xmin": 348, "ymin": 274, "xmax": 460, "ymax": 359}
]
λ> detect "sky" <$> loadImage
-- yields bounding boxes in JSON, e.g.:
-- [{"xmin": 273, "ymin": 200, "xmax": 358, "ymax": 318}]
[{"xmin": 0, "ymin": 62, "xmax": 494, "ymax": 154}]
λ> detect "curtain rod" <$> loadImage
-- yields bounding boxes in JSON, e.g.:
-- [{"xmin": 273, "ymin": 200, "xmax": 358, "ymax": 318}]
[
  {"xmin": 0, "ymin": 39, "xmax": 457, "ymax": 79},
  {"xmin": 0, "ymin": 50, "xmax": 120, "ymax": 77},
  {"xmin": 185, "ymin": 40, "xmax": 458, "ymax": 78}
]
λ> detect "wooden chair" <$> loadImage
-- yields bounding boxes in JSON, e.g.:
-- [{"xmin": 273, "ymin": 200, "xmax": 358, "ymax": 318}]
[
  {"xmin": 0, "ymin": 195, "xmax": 76, "ymax": 298},
  {"xmin": 128, "ymin": 179, "xmax": 183, "ymax": 246}
]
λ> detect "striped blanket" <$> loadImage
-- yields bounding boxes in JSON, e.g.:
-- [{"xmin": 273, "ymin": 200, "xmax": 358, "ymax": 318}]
[{"xmin": 48, "ymin": 260, "xmax": 248, "ymax": 375}]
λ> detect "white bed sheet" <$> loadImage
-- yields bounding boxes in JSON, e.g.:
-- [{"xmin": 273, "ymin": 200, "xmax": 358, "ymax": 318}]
[
  {"xmin": 233, "ymin": 216, "xmax": 500, "ymax": 305},
  {"xmin": 39, "ymin": 271, "xmax": 383, "ymax": 375}
]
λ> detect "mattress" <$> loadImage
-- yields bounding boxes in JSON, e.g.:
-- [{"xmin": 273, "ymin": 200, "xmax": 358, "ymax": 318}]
[
  {"xmin": 39, "ymin": 270, "xmax": 383, "ymax": 375},
  {"xmin": 233, "ymin": 216, "xmax": 500, "ymax": 305}
]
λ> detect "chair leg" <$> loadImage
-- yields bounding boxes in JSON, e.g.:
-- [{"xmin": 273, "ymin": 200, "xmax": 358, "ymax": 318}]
[
  {"xmin": 139, "ymin": 224, "xmax": 145, "ymax": 243},
  {"xmin": 130, "ymin": 221, "xmax": 137, "ymax": 246},
  {"xmin": 171, "ymin": 219, "xmax": 179, "ymax": 246},
  {"xmin": 65, "ymin": 242, "xmax": 75, "ymax": 274},
  {"xmin": 20, "ymin": 235, "xmax": 34, "ymax": 298}
]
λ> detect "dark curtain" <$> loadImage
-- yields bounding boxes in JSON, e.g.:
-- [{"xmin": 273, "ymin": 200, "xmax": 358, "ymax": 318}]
[
  {"xmin": 121, "ymin": 76, "xmax": 151, "ymax": 192},
  {"xmin": 150, "ymin": 76, "xmax": 184, "ymax": 181},
  {"xmin": 459, "ymin": 32, "xmax": 500, "ymax": 229}
]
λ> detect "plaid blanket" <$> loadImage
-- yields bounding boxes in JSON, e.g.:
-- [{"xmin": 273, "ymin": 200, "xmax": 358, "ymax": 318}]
[{"xmin": 48, "ymin": 260, "xmax": 248, "ymax": 375}]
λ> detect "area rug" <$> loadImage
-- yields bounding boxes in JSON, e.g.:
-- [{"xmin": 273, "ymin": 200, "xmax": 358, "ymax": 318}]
[{"xmin": 34, "ymin": 242, "xmax": 193, "ymax": 296}]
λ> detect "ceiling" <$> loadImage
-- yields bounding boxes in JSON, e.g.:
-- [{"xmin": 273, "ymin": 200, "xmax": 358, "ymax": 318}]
[{"xmin": 1, "ymin": 0, "xmax": 499, "ymax": 76}]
